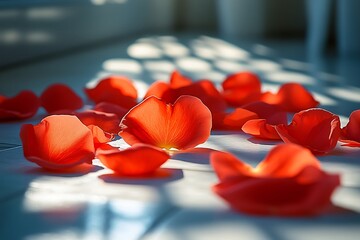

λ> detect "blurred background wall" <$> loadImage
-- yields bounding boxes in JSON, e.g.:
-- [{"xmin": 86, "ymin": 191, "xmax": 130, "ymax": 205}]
[{"xmin": 0, "ymin": 0, "xmax": 359, "ymax": 68}]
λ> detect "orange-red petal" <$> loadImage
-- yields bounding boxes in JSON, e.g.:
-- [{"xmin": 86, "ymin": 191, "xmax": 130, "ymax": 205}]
[
  {"xmin": 211, "ymin": 144, "xmax": 340, "ymax": 216},
  {"xmin": 84, "ymin": 76, "xmax": 138, "ymax": 109},
  {"xmin": 261, "ymin": 83, "xmax": 319, "ymax": 112},
  {"xmin": 340, "ymin": 110, "xmax": 360, "ymax": 147},
  {"xmin": 40, "ymin": 83, "xmax": 83, "ymax": 114},
  {"xmin": 0, "ymin": 91, "xmax": 40, "ymax": 121},
  {"xmin": 242, "ymin": 101, "xmax": 287, "ymax": 125},
  {"xmin": 221, "ymin": 72, "xmax": 262, "ymax": 107},
  {"xmin": 119, "ymin": 95, "xmax": 212, "ymax": 150},
  {"xmin": 213, "ymin": 169, "xmax": 339, "ymax": 216},
  {"xmin": 87, "ymin": 125, "xmax": 114, "ymax": 148},
  {"xmin": 75, "ymin": 110, "xmax": 121, "ymax": 134},
  {"xmin": 96, "ymin": 144, "xmax": 170, "ymax": 176},
  {"xmin": 217, "ymin": 108, "xmax": 258, "ymax": 131},
  {"xmin": 20, "ymin": 115, "xmax": 95, "ymax": 169},
  {"xmin": 242, "ymin": 119, "xmax": 281, "ymax": 140},
  {"xmin": 169, "ymin": 70, "xmax": 192, "ymax": 88},
  {"xmin": 93, "ymin": 102, "xmax": 129, "ymax": 120},
  {"xmin": 144, "ymin": 81, "xmax": 171, "ymax": 99},
  {"xmin": 276, "ymin": 108, "xmax": 341, "ymax": 154}
]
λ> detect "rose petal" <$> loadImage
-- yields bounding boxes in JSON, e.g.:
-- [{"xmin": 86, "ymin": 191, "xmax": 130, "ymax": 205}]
[
  {"xmin": 93, "ymin": 102, "xmax": 129, "ymax": 120},
  {"xmin": 84, "ymin": 76, "xmax": 137, "ymax": 109},
  {"xmin": 87, "ymin": 125, "xmax": 114, "ymax": 148},
  {"xmin": 340, "ymin": 109, "xmax": 360, "ymax": 147},
  {"xmin": 75, "ymin": 110, "xmax": 121, "ymax": 134},
  {"xmin": 144, "ymin": 81, "xmax": 171, "ymax": 99},
  {"xmin": 213, "ymin": 168, "xmax": 340, "ymax": 216},
  {"xmin": 276, "ymin": 108, "xmax": 341, "ymax": 154},
  {"xmin": 40, "ymin": 83, "xmax": 83, "ymax": 114},
  {"xmin": 261, "ymin": 83, "xmax": 319, "ymax": 112},
  {"xmin": 221, "ymin": 72, "xmax": 262, "ymax": 107},
  {"xmin": 220, "ymin": 108, "xmax": 259, "ymax": 130},
  {"xmin": 211, "ymin": 144, "xmax": 340, "ymax": 216},
  {"xmin": 0, "ymin": 90, "xmax": 40, "ymax": 121},
  {"xmin": 20, "ymin": 115, "xmax": 95, "ymax": 169},
  {"xmin": 242, "ymin": 119, "xmax": 281, "ymax": 140},
  {"xmin": 169, "ymin": 70, "xmax": 192, "ymax": 88},
  {"xmin": 120, "ymin": 95, "xmax": 212, "ymax": 150},
  {"xmin": 96, "ymin": 144, "xmax": 170, "ymax": 176},
  {"xmin": 242, "ymin": 101, "xmax": 287, "ymax": 125}
]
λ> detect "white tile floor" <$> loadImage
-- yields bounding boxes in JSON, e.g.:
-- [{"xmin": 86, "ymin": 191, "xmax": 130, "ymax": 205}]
[{"xmin": 0, "ymin": 33, "xmax": 360, "ymax": 239}]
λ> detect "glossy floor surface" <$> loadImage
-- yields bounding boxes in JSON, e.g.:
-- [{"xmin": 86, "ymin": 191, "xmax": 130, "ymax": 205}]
[{"xmin": 0, "ymin": 33, "xmax": 360, "ymax": 239}]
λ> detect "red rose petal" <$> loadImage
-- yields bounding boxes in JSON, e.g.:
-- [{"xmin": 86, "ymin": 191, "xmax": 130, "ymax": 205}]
[
  {"xmin": 261, "ymin": 83, "xmax": 319, "ymax": 112},
  {"xmin": 20, "ymin": 115, "xmax": 95, "ymax": 169},
  {"xmin": 120, "ymin": 95, "xmax": 212, "ymax": 150},
  {"xmin": 40, "ymin": 83, "xmax": 83, "ymax": 114},
  {"xmin": 340, "ymin": 109, "xmax": 360, "ymax": 147},
  {"xmin": 169, "ymin": 70, "xmax": 192, "ymax": 88},
  {"xmin": 144, "ymin": 81, "xmax": 171, "ymax": 99},
  {"xmin": 213, "ymin": 168, "xmax": 339, "ymax": 216},
  {"xmin": 211, "ymin": 144, "xmax": 340, "ymax": 216},
  {"xmin": 84, "ymin": 76, "xmax": 138, "ymax": 109},
  {"xmin": 242, "ymin": 119, "xmax": 281, "ymax": 140},
  {"xmin": 242, "ymin": 101, "xmax": 287, "ymax": 125},
  {"xmin": 93, "ymin": 102, "xmax": 129, "ymax": 120},
  {"xmin": 221, "ymin": 72, "xmax": 262, "ymax": 107},
  {"xmin": 276, "ymin": 108, "xmax": 341, "ymax": 154},
  {"xmin": 0, "ymin": 90, "xmax": 40, "ymax": 121},
  {"xmin": 87, "ymin": 125, "xmax": 114, "ymax": 148},
  {"xmin": 75, "ymin": 110, "xmax": 121, "ymax": 134},
  {"xmin": 96, "ymin": 144, "xmax": 170, "ymax": 176},
  {"xmin": 220, "ymin": 108, "xmax": 259, "ymax": 130}
]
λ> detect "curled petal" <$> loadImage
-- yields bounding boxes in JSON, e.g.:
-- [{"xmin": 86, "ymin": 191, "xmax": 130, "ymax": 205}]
[
  {"xmin": 261, "ymin": 83, "xmax": 319, "ymax": 112},
  {"xmin": 96, "ymin": 144, "xmax": 170, "ymax": 176},
  {"xmin": 144, "ymin": 81, "xmax": 171, "ymax": 99},
  {"xmin": 40, "ymin": 84, "xmax": 83, "ymax": 114},
  {"xmin": 169, "ymin": 70, "xmax": 192, "ymax": 88},
  {"xmin": 87, "ymin": 125, "xmax": 114, "ymax": 148},
  {"xmin": 20, "ymin": 115, "xmax": 95, "ymax": 169},
  {"xmin": 221, "ymin": 72, "xmax": 262, "ymax": 107},
  {"xmin": 120, "ymin": 96, "xmax": 212, "ymax": 150},
  {"xmin": 75, "ymin": 110, "xmax": 121, "ymax": 134},
  {"xmin": 276, "ymin": 108, "xmax": 341, "ymax": 154},
  {"xmin": 340, "ymin": 109, "xmax": 360, "ymax": 147},
  {"xmin": 213, "ymin": 168, "xmax": 340, "ymax": 216},
  {"xmin": 210, "ymin": 151, "xmax": 253, "ymax": 182},
  {"xmin": 211, "ymin": 144, "xmax": 340, "ymax": 216},
  {"xmin": 84, "ymin": 76, "xmax": 138, "ymax": 109},
  {"xmin": 0, "ymin": 91, "xmax": 40, "ymax": 121},
  {"xmin": 242, "ymin": 119, "xmax": 281, "ymax": 140},
  {"xmin": 220, "ymin": 108, "xmax": 258, "ymax": 130},
  {"xmin": 93, "ymin": 102, "xmax": 129, "ymax": 120}
]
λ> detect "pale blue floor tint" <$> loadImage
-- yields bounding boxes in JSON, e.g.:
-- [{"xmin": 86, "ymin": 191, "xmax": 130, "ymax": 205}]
[{"xmin": 0, "ymin": 33, "xmax": 360, "ymax": 239}]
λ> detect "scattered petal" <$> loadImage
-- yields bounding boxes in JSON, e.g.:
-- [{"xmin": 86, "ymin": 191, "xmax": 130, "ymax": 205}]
[
  {"xmin": 276, "ymin": 108, "xmax": 341, "ymax": 154},
  {"xmin": 340, "ymin": 109, "xmax": 360, "ymax": 147},
  {"xmin": 75, "ymin": 110, "xmax": 121, "ymax": 134},
  {"xmin": 87, "ymin": 125, "xmax": 114, "ymax": 148},
  {"xmin": 261, "ymin": 83, "xmax": 319, "ymax": 112},
  {"xmin": 119, "ymin": 96, "xmax": 212, "ymax": 150},
  {"xmin": 211, "ymin": 144, "xmax": 340, "ymax": 216},
  {"xmin": 93, "ymin": 102, "xmax": 129, "ymax": 120},
  {"xmin": 96, "ymin": 144, "xmax": 170, "ymax": 176},
  {"xmin": 85, "ymin": 76, "xmax": 138, "ymax": 109},
  {"xmin": 169, "ymin": 70, "xmax": 192, "ymax": 88},
  {"xmin": 0, "ymin": 90, "xmax": 40, "ymax": 121},
  {"xmin": 241, "ymin": 102, "xmax": 288, "ymax": 140},
  {"xmin": 40, "ymin": 83, "xmax": 83, "ymax": 114},
  {"xmin": 20, "ymin": 115, "xmax": 95, "ymax": 170},
  {"xmin": 221, "ymin": 72, "xmax": 262, "ymax": 107},
  {"xmin": 214, "ymin": 108, "xmax": 258, "ymax": 131}
]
